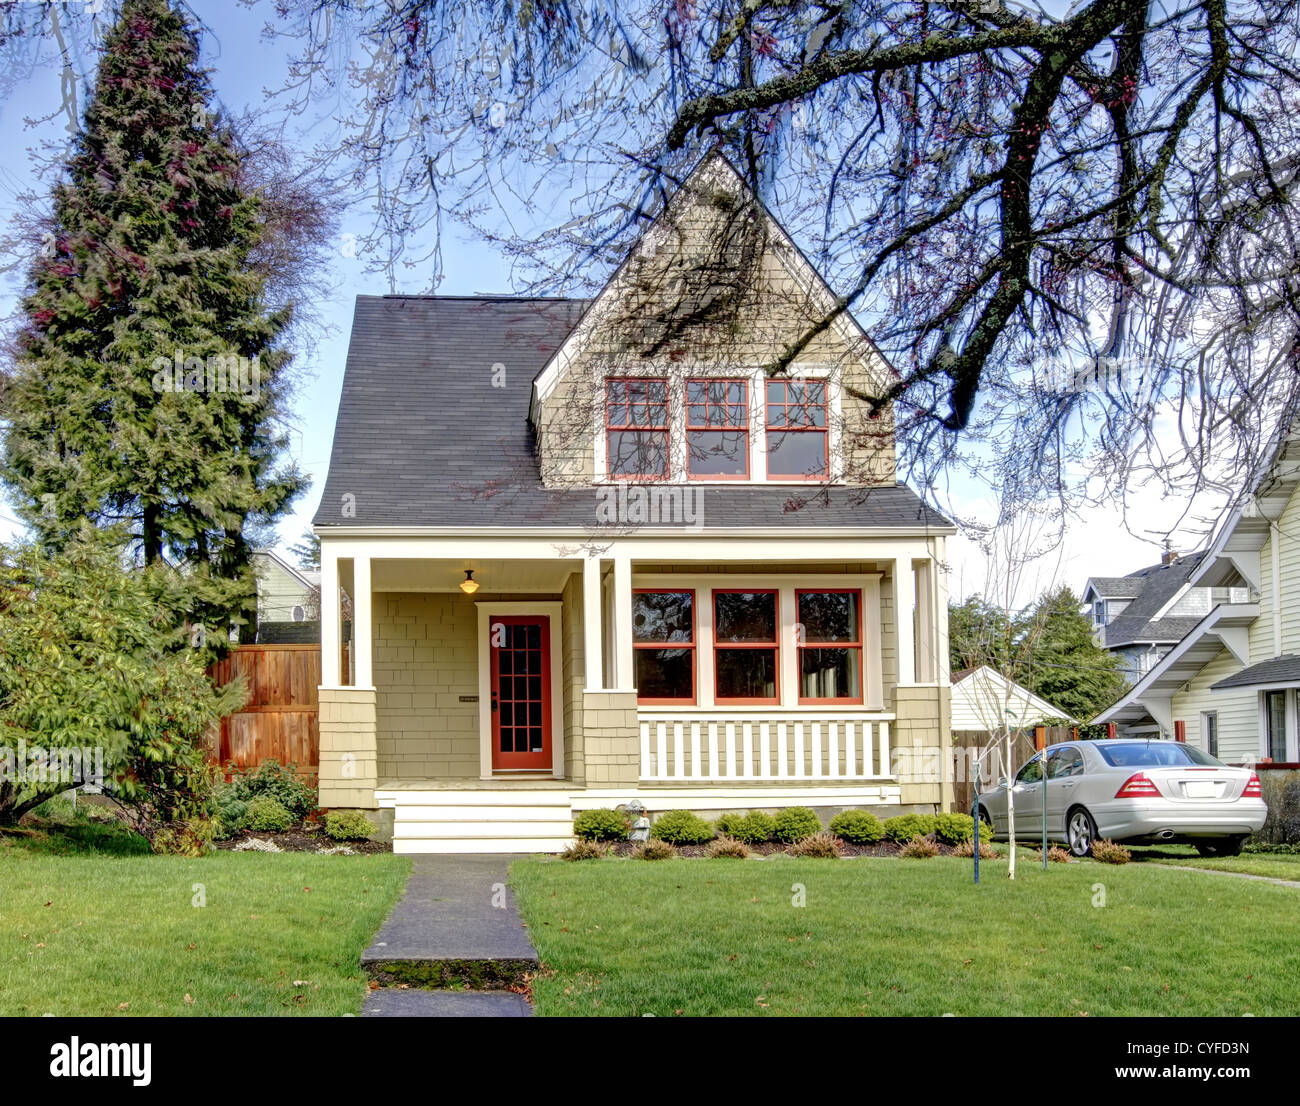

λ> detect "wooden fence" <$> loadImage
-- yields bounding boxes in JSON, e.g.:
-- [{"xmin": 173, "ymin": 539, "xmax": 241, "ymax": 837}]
[
  {"xmin": 951, "ymin": 726, "xmax": 1073, "ymax": 815},
  {"xmin": 208, "ymin": 644, "xmax": 327, "ymax": 774}
]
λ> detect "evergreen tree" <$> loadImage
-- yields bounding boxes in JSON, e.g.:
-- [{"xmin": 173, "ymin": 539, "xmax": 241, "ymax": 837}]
[
  {"xmin": 1021, "ymin": 587, "xmax": 1129, "ymax": 722},
  {"xmin": 1, "ymin": 0, "xmax": 304, "ymax": 644},
  {"xmin": 948, "ymin": 594, "xmax": 1013, "ymax": 675}
]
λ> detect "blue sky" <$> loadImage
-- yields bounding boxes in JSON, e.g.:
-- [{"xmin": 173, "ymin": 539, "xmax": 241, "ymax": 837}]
[{"xmin": 0, "ymin": 1, "xmax": 1227, "ymax": 604}]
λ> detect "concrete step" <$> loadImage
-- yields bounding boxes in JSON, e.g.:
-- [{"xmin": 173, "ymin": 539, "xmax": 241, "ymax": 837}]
[{"xmin": 393, "ymin": 837, "xmax": 575, "ymax": 854}]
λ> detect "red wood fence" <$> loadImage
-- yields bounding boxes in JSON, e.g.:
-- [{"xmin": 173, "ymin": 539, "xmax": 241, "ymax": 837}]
[{"xmin": 208, "ymin": 645, "xmax": 326, "ymax": 773}]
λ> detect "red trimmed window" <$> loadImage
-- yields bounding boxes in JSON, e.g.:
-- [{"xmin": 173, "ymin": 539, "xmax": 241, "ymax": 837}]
[
  {"xmin": 765, "ymin": 378, "xmax": 828, "ymax": 479},
  {"xmin": 686, "ymin": 379, "xmax": 749, "ymax": 479},
  {"xmin": 713, "ymin": 590, "xmax": 779, "ymax": 704},
  {"xmin": 632, "ymin": 590, "xmax": 695, "ymax": 703},
  {"xmin": 606, "ymin": 378, "xmax": 669, "ymax": 478},
  {"xmin": 796, "ymin": 589, "xmax": 863, "ymax": 704}
]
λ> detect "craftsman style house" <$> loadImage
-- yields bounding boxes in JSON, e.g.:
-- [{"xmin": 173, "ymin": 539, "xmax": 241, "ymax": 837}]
[
  {"xmin": 313, "ymin": 153, "xmax": 955, "ymax": 852},
  {"xmin": 1097, "ymin": 416, "xmax": 1300, "ymax": 768}
]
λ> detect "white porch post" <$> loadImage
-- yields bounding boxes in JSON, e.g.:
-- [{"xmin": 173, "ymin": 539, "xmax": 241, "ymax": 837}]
[
  {"xmin": 612, "ymin": 555, "xmax": 634, "ymax": 690},
  {"xmin": 583, "ymin": 555, "xmax": 605, "ymax": 690},
  {"xmin": 353, "ymin": 554, "xmax": 373, "ymax": 689},
  {"xmin": 320, "ymin": 542, "xmax": 340, "ymax": 687},
  {"xmin": 935, "ymin": 538, "xmax": 951, "ymax": 685},
  {"xmin": 894, "ymin": 557, "xmax": 916, "ymax": 686}
]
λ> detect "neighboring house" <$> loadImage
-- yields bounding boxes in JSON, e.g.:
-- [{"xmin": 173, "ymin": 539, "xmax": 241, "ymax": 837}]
[
  {"xmin": 950, "ymin": 666, "xmax": 1074, "ymax": 733},
  {"xmin": 1096, "ymin": 416, "xmax": 1300, "ymax": 767},
  {"xmin": 311, "ymin": 152, "xmax": 956, "ymax": 853},
  {"xmin": 251, "ymin": 548, "xmax": 320, "ymax": 625},
  {"xmin": 1082, "ymin": 553, "xmax": 1248, "ymax": 683}
]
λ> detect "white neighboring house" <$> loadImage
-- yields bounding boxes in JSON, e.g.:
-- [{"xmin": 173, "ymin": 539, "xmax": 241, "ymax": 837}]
[
  {"xmin": 1096, "ymin": 415, "xmax": 1300, "ymax": 767},
  {"xmin": 951, "ymin": 666, "xmax": 1075, "ymax": 734},
  {"xmin": 251, "ymin": 548, "xmax": 320, "ymax": 626}
]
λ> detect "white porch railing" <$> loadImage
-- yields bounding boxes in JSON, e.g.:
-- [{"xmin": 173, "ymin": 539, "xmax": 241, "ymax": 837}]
[{"xmin": 637, "ymin": 711, "xmax": 894, "ymax": 782}]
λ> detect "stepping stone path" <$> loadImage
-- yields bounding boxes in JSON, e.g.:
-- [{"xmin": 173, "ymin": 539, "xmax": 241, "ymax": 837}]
[{"xmin": 361, "ymin": 855, "xmax": 537, "ymax": 1018}]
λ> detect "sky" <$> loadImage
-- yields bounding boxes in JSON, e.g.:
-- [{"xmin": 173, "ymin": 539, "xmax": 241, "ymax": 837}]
[{"xmin": 0, "ymin": 0, "xmax": 1230, "ymax": 608}]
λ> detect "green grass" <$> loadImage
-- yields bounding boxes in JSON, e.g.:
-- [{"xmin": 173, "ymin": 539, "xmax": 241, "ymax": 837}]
[
  {"xmin": 1130, "ymin": 844, "xmax": 1300, "ymax": 882},
  {"xmin": 510, "ymin": 855, "xmax": 1300, "ymax": 1016},
  {"xmin": 0, "ymin": 823, "xmax": 409, "ymax": 1016}
]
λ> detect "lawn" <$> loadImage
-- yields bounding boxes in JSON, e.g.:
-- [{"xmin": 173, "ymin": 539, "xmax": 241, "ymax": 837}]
[
  {"xmin": 510, "ymin": 855, "xmax": 1300, "ymax": 1017},
  {"xmin": 0, "ymin": 821, "xmax": 409, "ymax": 1017},
  {"xmin": 1130, "ymin": 844, "xmax": 1300, "ymax": 882}
]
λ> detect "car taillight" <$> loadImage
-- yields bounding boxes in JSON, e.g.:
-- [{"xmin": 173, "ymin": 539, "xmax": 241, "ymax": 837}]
[
  {"xmin": 1115, "ymin": 772, "xmax": 1161, "ymax": 798},
  {"xmin": 1243, "ymin": 773, "xmax": 1263, "ymax": 797}
]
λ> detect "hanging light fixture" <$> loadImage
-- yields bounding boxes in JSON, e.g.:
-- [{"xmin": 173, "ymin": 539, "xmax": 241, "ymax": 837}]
[{"xmin": 459, "ymin": 569, "xmax": 479, "ymax": 595}]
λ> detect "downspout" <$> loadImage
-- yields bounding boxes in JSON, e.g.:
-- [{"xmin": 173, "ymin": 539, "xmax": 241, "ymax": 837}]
[{"xmin": 1272, "ymin": 519, "xmax": 1282, "ymax": 659}]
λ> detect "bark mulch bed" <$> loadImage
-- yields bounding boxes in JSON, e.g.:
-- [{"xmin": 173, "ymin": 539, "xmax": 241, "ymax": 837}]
[
  {"xmin": 215, "ymin": 822, "xmax": 391, "ymax": 854},
  {"xmin": 604, "ymin": 838, "xmax": 987, "ymax": 858}
]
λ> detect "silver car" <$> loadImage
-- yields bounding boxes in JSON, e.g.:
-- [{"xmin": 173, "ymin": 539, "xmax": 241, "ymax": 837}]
[{"xmin": 975, "ymin": 740, "xmax": 1268, "ymax": 858}]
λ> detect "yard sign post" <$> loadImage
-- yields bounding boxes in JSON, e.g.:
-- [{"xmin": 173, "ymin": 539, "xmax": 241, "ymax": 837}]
[
  {"xmin": 971, "ymin": 761, "xmax": 981, "ymax": 885},
  {"xmin": 1042, "ymin": 750, "xmax": 1048, "ymax": 870}
]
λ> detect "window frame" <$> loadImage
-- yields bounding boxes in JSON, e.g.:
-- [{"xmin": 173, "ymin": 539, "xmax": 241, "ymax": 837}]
[
  {"xmin": 794, "ymin": 587, "xmax": 864, "ymax": 706},
  {"xmin": 604, "ymin": 376, "xmax": 670, "ymax": 481},
  {"xmin": 685, "ymin": 377, "xmax": 750, "ymax": 481},
  {"xmin": 1202, "ymin": 710, "xmax": 1218, "ymax": 759},
  {"xmin": 711, "ymin": 588, "xmax": 781, "ymax": 706},
  {"xmin": 631, "ymin": 588, "xmax": 697, "ymax": 706},
  {"xmin": 764, "ymin": 377, "xmax": 829, "ymax": 482}
]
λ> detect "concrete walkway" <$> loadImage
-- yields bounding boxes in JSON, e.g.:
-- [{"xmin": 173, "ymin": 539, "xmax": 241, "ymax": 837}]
[
  {"xmin": 361, "ymin": 855, "xmax": 538, "ymax": 1018},
  {"xmin": 1148, "ymin": 862, "xmax": 1300, "ymax": 888}
]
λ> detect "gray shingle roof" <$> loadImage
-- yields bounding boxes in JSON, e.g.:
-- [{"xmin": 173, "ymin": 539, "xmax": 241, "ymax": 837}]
[
  {"xmin": 1099, "ymin": 553, "xmax": 1208, "ymax": 647},
  {"xmin": 313, "ymin": 295, "xmax": 953, "ymax": 532},
  {"xmin": 1087, "ymin": 577, "xmax": 1145, "ymax": 599},
  {"xmin": 1210, "ymin": 654, "xmax": 1300, "ymax": 690}
]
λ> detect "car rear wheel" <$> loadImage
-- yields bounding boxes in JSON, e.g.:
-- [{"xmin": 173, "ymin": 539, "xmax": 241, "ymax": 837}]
[
  {"xmin": 976, "ymin": 806, "xmax": 994, "ymax": 836},
  {"xmin": 1194, "ymin": 837, "xmax": 1245, "ymax": 858},
  {"xmin": 1066, "ymin": 807, "xmax": 1097, "ymax": 858}
]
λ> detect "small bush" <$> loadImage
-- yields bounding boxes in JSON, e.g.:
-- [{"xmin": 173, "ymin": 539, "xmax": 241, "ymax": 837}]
[
  {"xmin": 953, "ymin": 838, "xmax": 1001, "ymax": 859},
  {"xmin": 716, "ymin": 810, "xmax": 775, "ymax": 844},
  {"xmin": 707, "ymin": 835, "xmax": 751, "ymax": 858},
  {"xmin": 151, "ymin": 818, "xmax": 217, "ymax": 857},
  {"xmin": 561, "ymin": 839, "xmax": 609, "ymax": 861},
  {"xmin": 1033, "ymin": 845, "xmax": 1073, "ymax": 864},
  {"xmin": 828, "ymin": 809, "xmax": 884, "ymax": 844},
  {"xmin": 573, "ymin": 808, "xmax": 630, "ymax": 842},
  {"xmin": 788, "ymin": 830, "xmax": 843, "ymax": 858},
  {"xmin": 244, "ymin": 796, "xmax": 294, "ymax": 833},
  {"xmin": 632, "ymin": 839, "xmax": 677, "ymax": 860},
  {"xmin": 900, "ymin": 835, "xmax": 941, "ymax": 859},
  {"xmin": 772, "ymin": 806, "xmax": 821, "ymax": 843},
  {"xmin": 934, "ymin": 812, "xmax": 992, "ymax": 845},
  {"xmin": 1089, "ymin": 838, "xmax": 1131, "ymax": 864},
  {"xmin": 324, "ymin": 810, "xmax": 374, "ymax": 841},
  {"xmin": 227, "ymin": 761, "xmax": 318, "ymax": 820},
  {"xmin": 884, "ymin": 813, "xmax": 938, "ymax": 842},
  {"xmin": 650, "ymin": 809, "xmax": 715, "ymax": 845},
  {"xmin": 212, "ymin": 790, "xmax": 248, "ymax": 839}
]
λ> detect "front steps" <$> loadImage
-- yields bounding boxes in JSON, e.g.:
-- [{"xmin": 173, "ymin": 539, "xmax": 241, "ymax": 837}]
[{"xmin": 378, "ymin": 789, "xmax": 576, "ymax": 855}]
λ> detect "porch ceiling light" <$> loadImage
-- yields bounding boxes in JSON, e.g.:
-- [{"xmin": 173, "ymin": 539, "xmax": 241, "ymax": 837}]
[{"xmin": 459, "ymin": 569, "xmax": 480, "ymax": 595}]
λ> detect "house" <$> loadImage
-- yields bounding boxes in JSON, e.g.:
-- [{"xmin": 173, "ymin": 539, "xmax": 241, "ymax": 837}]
[
  {"xmin": 950, "ymin": 666, "xmax": 1073, "ymax": 734},
  {"xmin": 311, "ymin": 153, "xmax": 956, "ymax": 853},
  {"xmin": 250, "ymin": 548, "xmax": 321, "ymax": 641},
  {"xmin": 1096, "ymin": 415, "xmax": 1300, "ymax": 768},
  {"xmin": 1081, "ymin": 553, "xmax": 1247, "ymax": 683}
]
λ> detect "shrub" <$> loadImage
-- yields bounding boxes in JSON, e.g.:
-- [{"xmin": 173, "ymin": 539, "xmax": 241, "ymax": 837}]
[
  {"xmin": 245, "ymin": 796, "xmax": 294, "ymax": 833},
  {"xmin": 151, "ymin": 817, "xmax": 217, "ymax": 857},
  {"xmin": 573, "ymin": 808, "xmax": 630, "ymax": 842},
  {"xmin": 561, "ymin": 839, "xmax": 608, "ymax": 861},
  {"xmin": 212, "ymin": 789, "xmax": 249, "ymax": 839},
  {"xmin": 788, "ymin": 830, "xmax": 843, "ymax": 858},
  {"xmin": 884, "ymin": 813, "xmax": 938, "ymax": 842},
  {"xmin": 650, "ymin": 809, "xmax": 715, "ymax": 845},
  {"xmin": 632, "ymin": 839, "xmax": 677, "ymax": 860},
  {"xmin": 325, "ymin": 810, "xmax": 374, "ymax": 841},
  {"xmin": 828, "ymin": 809, "xmax": 884, "ymax": 844},
  {"xmin": 707, "ymin": 835, "xmax": 751, "ymax": 858},
  {"xmin": 1089, "ymin": 838, "xmax": 1131, "ymax": 864},
  {"xmin": 900, "ymin": 835, "xmax": 941, "ymax": 858},
  {"xmin": 1034, "ymin": 845, "xmax": 1073, "ymax": 863},
  {"xmin": 953, "ymin": 838, "xmax": 1001, "ymax": 859},
  {"xmin": 934, "ymin": 812, "xmax": 990, "ymax": 845},
  {"xmin": 716, "ymin": 810, "xmax": 775, "ymax": 844},
  {"xmin": 225, "ymin": 761, "xmax": 317, "ymax": 820},
  {"xmin": 772, "ymin": 806, "xmax": 821, "ymax": 843}
]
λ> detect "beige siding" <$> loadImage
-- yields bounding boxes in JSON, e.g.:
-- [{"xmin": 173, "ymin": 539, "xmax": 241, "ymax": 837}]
[
  {"xmin": 254, "ymin": 554, "xmax": 315, "ymax": 622},
  {"xmin": 1170, "ymin": 647, "xmax": 1258, "ymax": 763}
]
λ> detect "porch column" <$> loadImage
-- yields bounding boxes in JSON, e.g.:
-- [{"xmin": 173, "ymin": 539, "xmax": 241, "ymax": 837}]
[
  {"xmin": 320, "ymin": 542, "xmax": 341, "ymax": 687},
  {"xmin": 353, "ymin": 554, "xmax": 373, "ymax": 689},
  {"xmin": 612, "ymin": 555, "xmax": 634, "ymax": 690},
  {"xmin": 893, "ymin": 557, "xmax": 916, "ymax": 686},
  {"xmin": 583, "ymin": 555, "xmax": 605, "ymax": 690}
]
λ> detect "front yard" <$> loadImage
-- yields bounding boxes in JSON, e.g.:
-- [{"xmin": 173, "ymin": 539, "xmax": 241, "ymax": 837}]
[
  {"xmin": 510, "ymin": 855, "xmax": 1300, "ymax": 1017},
  {"xmin": 0, "ymin": 830, "xmax": 409, "ymax": 1016}
]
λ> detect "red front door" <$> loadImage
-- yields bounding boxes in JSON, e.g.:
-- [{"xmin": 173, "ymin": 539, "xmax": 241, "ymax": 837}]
[{"xmin": 490, "ymin": 616, "xmax": 552, "ymax": 771}]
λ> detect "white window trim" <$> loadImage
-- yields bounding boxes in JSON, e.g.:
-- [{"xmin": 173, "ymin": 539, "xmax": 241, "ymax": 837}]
[
  {"xmin": 634, "ymin": 573, "xmax": 883, "ymax": 710},
  {"xmin": 1256, "ymin": 688, "xmax": 1297, "ymax": 763},
  {"xmin": 594, "ymin": 365, "xmax": 842, "ymax": 485},
  {"xmin": 475, "ymin": 602, "xmax": 565, "ymax": 780}
]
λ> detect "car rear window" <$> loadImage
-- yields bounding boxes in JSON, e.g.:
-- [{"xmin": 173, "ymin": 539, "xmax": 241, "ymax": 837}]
[{"xmin": 1094, "ymin": 742, "xmax": 1223, "ymax": 768}]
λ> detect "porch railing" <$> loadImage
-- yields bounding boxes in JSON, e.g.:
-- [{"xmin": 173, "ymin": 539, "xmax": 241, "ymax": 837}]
[{"xmin": 637, "ymin": 711, "xmax": 894, "ymax": 782}]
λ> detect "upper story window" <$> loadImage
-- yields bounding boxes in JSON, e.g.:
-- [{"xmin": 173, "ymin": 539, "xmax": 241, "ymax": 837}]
[
  {"xmin": 765, "ymin": 378, "xmax": 827, "ymax": 480},
  {"xmin": 686, "ymin": 379, "xmax": 749, "ymax": 479},
  {"xmin": 605, "ymin": 378, "xmax": 669, "ymax": 479}
]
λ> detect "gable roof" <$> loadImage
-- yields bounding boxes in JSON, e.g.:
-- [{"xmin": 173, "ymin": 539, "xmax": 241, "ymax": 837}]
[
  {"xmin": 1092, "ymin": 552, "xmax": 1209, "ymax": 647},
  {"xmin": 1083, "ymin": 577, "xmax": 1145, "ymax": 600},
  {"xmin": 950, "ymin": 665, "xmax": 1076, "ymax": 728},
  {"xmin": 313, "ymin": 295, "xmax": 952, "ymax": 532},
  {"xmin": 1209, "ymin": 654, "xmax": 1300, "ymax": 691}
]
